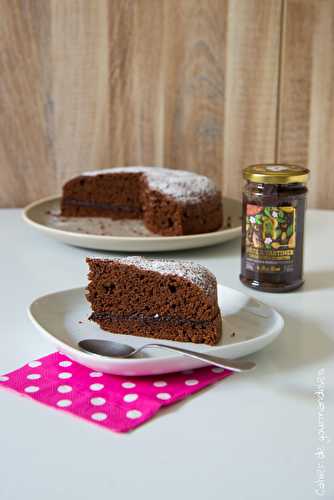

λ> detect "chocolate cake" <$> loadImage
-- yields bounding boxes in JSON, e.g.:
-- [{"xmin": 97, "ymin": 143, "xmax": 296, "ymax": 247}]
[
  {"xmin": 61, "ymin": 166, "xmax": 222, "ymax": 235},
  {"xmin": 86, "ymin": 256, "xmax": 222, "ymax": 345}
]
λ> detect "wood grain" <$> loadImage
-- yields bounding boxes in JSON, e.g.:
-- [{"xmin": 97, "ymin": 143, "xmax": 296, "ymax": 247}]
[
  {"xmin": 277, "ymin": 0, "xmax": 334, "ymax": 208},
  {"xmin": 108, "ymin": 0, "xmax": 226, "ymax": 186},
  {"xmin": 162, "ymin": 0, "xmax": 227, "ymax": 186},
  {"xmin": 0, "ymin": 0, "xmax": 54, "ymax": 207},
  {"xmin": 1, "ymin": 0, "xmax": 334, "ymax": 208},
  {"xmin": 108, "ymin": 0, "xmax": 165, "ymax": 167},
  {"xmin": 223, "ymin": 0, "xmax": 283, "ymax": 201},
  {"xmin": 51, "ymin": 0, "xmax": 110, "ymax": 184}
]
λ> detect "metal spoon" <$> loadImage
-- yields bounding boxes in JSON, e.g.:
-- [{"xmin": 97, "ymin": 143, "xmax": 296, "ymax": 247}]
[{"xmin": 78, "ymin": 339, "xmax": 256, "ymax": 373}]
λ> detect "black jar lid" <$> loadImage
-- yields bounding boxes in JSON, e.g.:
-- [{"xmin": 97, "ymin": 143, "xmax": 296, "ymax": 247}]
[{"xmin": 243, "ymin": 163, "xmax": 310, "ymax": 185}]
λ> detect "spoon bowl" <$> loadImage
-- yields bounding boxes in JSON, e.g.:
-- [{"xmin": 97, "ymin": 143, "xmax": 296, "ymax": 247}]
[
  {"xmin": 79, "ymin": 339, "xmax": 136, "ymax": 358},
  {"xmin": 78, "ymin": 338, "xmax": 256, "ymax": 373}
]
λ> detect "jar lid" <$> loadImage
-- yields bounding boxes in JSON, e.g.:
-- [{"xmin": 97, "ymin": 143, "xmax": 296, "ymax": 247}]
[{"xmin": 243, "ymin": 163, "xmax": 310, "ymax": 184}]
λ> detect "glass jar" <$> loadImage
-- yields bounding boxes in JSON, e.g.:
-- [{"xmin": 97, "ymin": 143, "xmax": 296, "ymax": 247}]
[{"xmin": 240, "ymin": 164, "xmax": 310, "ymax": 293}]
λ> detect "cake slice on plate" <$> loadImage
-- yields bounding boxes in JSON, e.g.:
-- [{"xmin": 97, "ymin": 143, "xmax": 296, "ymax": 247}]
[{"xmin": 86, "ymin": 256, "xmax": 222, "ymax": 345}]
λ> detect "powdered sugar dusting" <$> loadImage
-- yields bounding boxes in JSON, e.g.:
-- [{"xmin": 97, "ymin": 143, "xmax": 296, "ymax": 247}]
[
  {"xmin": 90, "ymin": 256, "xmax": 217, "ymax": 296},
  {"xmin": 82, "ymin": 166, "xmax": 219, "ymax": 203},
  {"xmin": 83, "ymin": 167, "xmax": 147, "ymax": 176}
]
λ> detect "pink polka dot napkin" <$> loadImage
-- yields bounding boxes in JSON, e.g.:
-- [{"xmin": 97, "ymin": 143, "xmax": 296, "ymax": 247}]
[{"xmin": 0, "ymin": 352, "xmax": 232, "ymax": 432}]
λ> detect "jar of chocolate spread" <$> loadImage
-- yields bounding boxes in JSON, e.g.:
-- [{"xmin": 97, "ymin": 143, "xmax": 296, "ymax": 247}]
[{"xmin": 240, "ymin": 164, "xmax": 310, "ymax": 292}]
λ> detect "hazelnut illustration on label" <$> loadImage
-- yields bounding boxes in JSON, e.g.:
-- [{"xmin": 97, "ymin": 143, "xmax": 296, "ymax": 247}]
[{"xmin": 245, "ymin": 205, "xmax": 296, "ymax": 274}]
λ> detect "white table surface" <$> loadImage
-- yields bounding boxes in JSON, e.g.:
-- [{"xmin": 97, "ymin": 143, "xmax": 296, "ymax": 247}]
[{"xmin": 0, "ymin": 209, "xmax": 333, "ymax": 500}]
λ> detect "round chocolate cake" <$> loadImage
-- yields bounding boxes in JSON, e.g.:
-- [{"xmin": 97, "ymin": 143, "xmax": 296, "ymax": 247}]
[
  {"xmin": 61, "ymin": 166, "xmax": 222, "ymax": 236},
  {"xmin": 86, "ymin": 256, "xmax": 222, "ymax": 345}
]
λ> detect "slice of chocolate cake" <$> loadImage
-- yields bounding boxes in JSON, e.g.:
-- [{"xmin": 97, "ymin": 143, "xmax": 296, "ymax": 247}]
[{"xmin": 86, "ymin": 256, "xmax": 222, "ymax": 345}]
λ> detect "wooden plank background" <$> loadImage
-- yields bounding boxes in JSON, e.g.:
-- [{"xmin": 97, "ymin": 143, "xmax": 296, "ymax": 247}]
[{"xmin": 0, "ymin": 0, "xmax": 333, "ymax": 208}]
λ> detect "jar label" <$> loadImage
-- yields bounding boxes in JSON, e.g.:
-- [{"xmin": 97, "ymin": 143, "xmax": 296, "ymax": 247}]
[{"xmin": 245, "ymin": 205, "xmax": 296, "ymax": 273}]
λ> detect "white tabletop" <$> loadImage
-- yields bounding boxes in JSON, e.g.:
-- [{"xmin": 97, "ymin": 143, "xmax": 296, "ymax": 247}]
[{"xmin": 0, "ymin": 209, "xmax": 333, "ymax": 500}]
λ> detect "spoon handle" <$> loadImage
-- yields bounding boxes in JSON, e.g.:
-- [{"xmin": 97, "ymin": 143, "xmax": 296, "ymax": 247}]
[{"xmin": 139, "ymin": 344, "xmax": 256, "ymax": 372}]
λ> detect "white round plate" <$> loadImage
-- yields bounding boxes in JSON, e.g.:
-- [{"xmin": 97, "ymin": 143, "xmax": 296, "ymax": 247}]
[
  {"xmin": 28, "ymin": 285, "xmax": 284, "ymax": 376},
  {"xmin": 23, "ymin": 196, "xmax": 241, "ymax": 252}
]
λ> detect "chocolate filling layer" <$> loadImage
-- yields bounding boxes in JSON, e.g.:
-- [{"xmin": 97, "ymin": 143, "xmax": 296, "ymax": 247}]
[
  {"xmin": 90, "ymin": 312, "xmax": 213, "ymax": 326},
  {"xmin": 63, "ymin": 199, "xmax": 142, "ymax": 213}
]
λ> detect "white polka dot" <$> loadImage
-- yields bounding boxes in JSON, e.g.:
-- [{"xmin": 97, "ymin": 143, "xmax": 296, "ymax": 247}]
[
  {"xmin": 0, "ymin": 376, "xmax": 9, "ymax": 382},
  {"xmin": 24, "ymin": 385, "xmax": 40, "ymax": 393},
  {"xmin": 211, "ymin": 367, "xmax": 224, "ymax": 373},
  {"xmin": 156, "ymin": 392, "xmax": 171, "ymax": 400},
  {"xmin": 56, "ymin": 399, "xmax": 72, "ymax": 408},
  {"xmin": 123, "ymin": 393, "xmax": 138, "ymax": 403},
  {"xmin": 91, "ymin": 412, "xmax": 107, "ymax": 421},
  {"xmin": 89, "ymin": 371, "xmax": 103, "ymax": 378},
  {"xmin": 153, "ymin": 380, "xmax": 167, "ymax": 387},
  {"xmin": 28, "ymin": 361, "xmax": 42, "ymax": 368},
  {"xmin": 182, "ymin": 369, "xmax": 194, "ymax": 375},
  {"xmin": 58, "ymin": 372, "xmax": 72, "ymax": 379},
  {"xmin": 27, "ymin": 373, "xmax": 41, "ymax": 380},
  {"xmin": 59, "ymin": 360, "xmax": 72, "ymax": 367},
  {"xmin": 57, "ymin": 385, "xmax": 72, "ymax": 394},
  {"xmin": 90, "ymin": 397, "xmax": 106, "ymax": 406},
  {"xmin": 122, "ymin": 382, "xmax": 136, "ymax": 389},
  {"xmin": 89, "ymin": 383, "xmax": 104, "ymax": 391},
  {"xmin": 185, "ymin": 379, "xmax": 199, "ymax": 386},
  {"xmin": 126, "ymin": 410, "xmax": 142, "ymax": 420}
]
